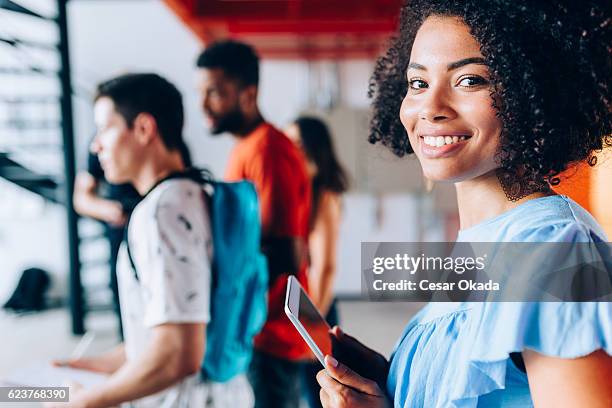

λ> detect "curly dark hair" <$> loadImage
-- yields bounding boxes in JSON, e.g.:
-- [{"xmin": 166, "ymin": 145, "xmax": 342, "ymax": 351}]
[{"xmin": 369, "ymin": 0, "xmax": 611, "ymax": 192}]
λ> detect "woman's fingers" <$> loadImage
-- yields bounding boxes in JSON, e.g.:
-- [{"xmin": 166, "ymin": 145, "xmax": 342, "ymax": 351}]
[
  {"xmin": 323, "ymin": 355, "xmax": 382, "ymax": 396},
  {"xmin": 320, "ymin": 387, "xmax": 331, "ymax": 407},
  {"xmin": 328, "ymin": 327, "xmax": 389, "ymax": 390},
  {"xmin": 331, "ymin": 326, "xmax": 382, "ymax": 358},
  {"xmin": 330, "ymin": 325, "xmax": 343, "ymax": 338},
  {"xmin": 330, "ymin": 325, "xmax": 364, "ymax": 346},
  {"xmin": 317, "ymin": 369, "xmax": 355, "ymax": 407},
  {"xmin": 317, "ymin": 365, "xmax": 389, "ymax": 408},
  {"xmin": 317, "ymin": 367, "xmax": 342, "ymax": 392}
]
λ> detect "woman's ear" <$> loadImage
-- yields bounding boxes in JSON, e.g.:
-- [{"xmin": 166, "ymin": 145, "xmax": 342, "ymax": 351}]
[{"xmin": 132, "ymin": 113, "xmax": 158, "ymax": 146}]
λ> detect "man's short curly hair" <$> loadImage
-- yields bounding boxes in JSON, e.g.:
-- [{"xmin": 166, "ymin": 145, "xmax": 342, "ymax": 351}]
[{"xmin": 369, "ymin": 0, "xmax": 611, "ymax": 187}]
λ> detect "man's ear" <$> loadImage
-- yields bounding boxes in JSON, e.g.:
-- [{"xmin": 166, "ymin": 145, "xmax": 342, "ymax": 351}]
[
  {"xmin": 132, "ymin": 113, "xmax": 158, "ymax": 146},
  {"xmin": 239, "ymin": 85, "xmax": 258, "ymax": 111}
]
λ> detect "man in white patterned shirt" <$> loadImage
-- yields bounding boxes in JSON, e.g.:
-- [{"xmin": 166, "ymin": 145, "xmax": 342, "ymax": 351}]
[{"xmin": 51, "ymin": 73, "xmax": 252, "ymax": 408}]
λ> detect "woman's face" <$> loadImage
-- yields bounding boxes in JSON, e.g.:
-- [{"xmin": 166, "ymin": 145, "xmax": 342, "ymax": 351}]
[{"xmin": 400, "ymin": 16, "xmax": 502, "ymax": 182}]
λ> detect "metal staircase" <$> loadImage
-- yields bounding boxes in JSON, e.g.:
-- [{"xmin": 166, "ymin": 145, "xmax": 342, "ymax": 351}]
[{"xmin": 0, "ymin": 0, "xmax": 84, "ymax": 334}]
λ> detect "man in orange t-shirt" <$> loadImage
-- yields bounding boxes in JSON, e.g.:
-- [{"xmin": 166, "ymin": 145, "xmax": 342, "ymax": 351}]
[{"xmin": 196, "ymin": 40, "xmax": 311, "ymax": 407}]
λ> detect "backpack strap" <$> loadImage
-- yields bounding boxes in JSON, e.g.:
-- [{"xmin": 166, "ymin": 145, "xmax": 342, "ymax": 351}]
[{"xmin": 123, "ymin": 167, "xmax": 213, "ymax": 282}]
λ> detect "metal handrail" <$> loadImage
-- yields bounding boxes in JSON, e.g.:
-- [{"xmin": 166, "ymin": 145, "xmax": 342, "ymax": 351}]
[
  {"xmin": 0, "ymin": 0, "xmax": 52, "ymax": 20},
  {"xmin": 0, "ymin": 37, "xmax": 58, "ymax": 51},
  {"xmin": 0, "ymin": 66, "xmax": 58, "ymax": 76}
]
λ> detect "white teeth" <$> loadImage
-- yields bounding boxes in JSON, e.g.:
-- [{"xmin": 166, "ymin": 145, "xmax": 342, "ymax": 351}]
[{"xmin": 423, "ymin": 135, "xmax": 470, "ymax": 147}]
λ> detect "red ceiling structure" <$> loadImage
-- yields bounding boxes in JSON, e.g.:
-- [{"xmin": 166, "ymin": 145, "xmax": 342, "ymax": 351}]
[{"xmin": 163, "ymin": 0, "xmax": 402, "ymax": 59}]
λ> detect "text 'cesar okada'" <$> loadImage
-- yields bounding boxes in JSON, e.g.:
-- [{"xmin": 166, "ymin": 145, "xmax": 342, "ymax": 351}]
[{"xmin": 371, "ymin": 253, "xmax": 500, "ymax": 292}]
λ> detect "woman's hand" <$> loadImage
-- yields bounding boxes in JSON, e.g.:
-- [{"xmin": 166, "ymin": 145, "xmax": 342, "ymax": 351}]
[
  {"xmin": 316, "ymin": 326, "xmax": 392, "ymax": 407},
  {"xmin": 330, "ymin": 326, "xmax": 389, "ymax": 390},
  {"xmin": 317, "ymin": 355, "xmax": 392, "ymax": 408}
]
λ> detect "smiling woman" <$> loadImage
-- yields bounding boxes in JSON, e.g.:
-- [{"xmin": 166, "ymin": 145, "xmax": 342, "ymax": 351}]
[
  {"xmin": 398, "ymin": 16, "xmax": 502, "ymax": 183},
  {"xmin": 316, "ymin": 1, "xmax": 612, "ymax": 408},
  {"xmin": 370, "ymin": 1, "xmax": 610, "ymax": 199}
]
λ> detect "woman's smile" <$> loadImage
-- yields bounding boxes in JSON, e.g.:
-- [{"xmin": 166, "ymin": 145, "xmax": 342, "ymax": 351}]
[{"xmin": 418, "ymin": 128, "xmax": 473, "ymax": 158}]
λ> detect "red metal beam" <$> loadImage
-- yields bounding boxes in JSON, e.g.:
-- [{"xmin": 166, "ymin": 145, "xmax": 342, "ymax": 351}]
[{"xmin": 163, "ymin": 0, "xmax": 401, "ymax": 59}]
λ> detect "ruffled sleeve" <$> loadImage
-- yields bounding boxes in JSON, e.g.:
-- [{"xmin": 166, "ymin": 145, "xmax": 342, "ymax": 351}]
[
  {"xmin": 388, "ymin": 213, "xmax": 611, "ymax": 408},
  {"xmin": 448, "ymin": 302, "xmax": 612, "ymax": 406},
  {"xmin": 448, "ymin": 222, "xmax": 612, "ymax": 405},
  {"xmin": 511, "ymin": 220, "xmax": 607, "ymax": 243},
  {"xmin": 473, "ymin": 222, "xmax": 612, "ymax": 303}
]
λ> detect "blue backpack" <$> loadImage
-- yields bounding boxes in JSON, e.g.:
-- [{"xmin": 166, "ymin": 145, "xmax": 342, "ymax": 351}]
[{"xmin": 125, "ymin": 169, "xmax": 268, "ymax": 382}]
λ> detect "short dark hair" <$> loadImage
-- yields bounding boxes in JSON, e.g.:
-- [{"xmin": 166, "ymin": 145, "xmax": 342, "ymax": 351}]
[
  {"xmin": 196, "ymin": 40, "xmax": 260, "ymax": 87},
  {"xmin": 369, "ymin": 0, "xmax": 611, "ymax": 190},
  {"xmin": 95, "ymin": 73, "xmax": 185, "ymax": 152}
]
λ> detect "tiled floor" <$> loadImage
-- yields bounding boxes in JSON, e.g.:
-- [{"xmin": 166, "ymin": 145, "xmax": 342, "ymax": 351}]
[{"xmin": 0, "ymin": 309, "xmax": 119, "ymax": 381}]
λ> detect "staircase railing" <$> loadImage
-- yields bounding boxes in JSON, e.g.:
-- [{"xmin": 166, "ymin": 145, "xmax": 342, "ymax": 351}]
[{"xmin": 0, "ymin": 0, "xmax": 84, "ymax": 334}]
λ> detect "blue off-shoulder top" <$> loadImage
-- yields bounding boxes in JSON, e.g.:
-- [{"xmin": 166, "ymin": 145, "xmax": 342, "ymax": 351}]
[{"xmin": 386, "ymin": 195, "xmax": 612, "ymax": 407}]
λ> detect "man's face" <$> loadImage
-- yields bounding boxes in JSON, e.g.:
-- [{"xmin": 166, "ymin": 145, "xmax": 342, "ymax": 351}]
[
  {"xmin": 90, "ymin": 97, "xmax": 140, "ymax": 184},
  {"xmin": 197, "ymin": 68, "xmax": 246, "ymax": 135}
]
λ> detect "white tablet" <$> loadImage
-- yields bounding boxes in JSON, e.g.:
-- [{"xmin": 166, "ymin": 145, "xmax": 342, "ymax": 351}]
[{"xmin": 284, "ymin": 275, "xmax": 332, "ymax": 367}]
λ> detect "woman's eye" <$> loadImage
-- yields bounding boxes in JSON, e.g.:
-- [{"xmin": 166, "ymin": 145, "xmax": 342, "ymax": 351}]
[
  {"xmin": 408, "ymin": 79, "xmax": 428, "ymax": 90},
  {"xmin": 457, "ymin": 76, "xmax": 488, "ymax": 87}
]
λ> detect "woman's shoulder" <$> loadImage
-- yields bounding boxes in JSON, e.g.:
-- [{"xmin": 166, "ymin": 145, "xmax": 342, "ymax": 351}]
[
  {"xmin": 458, "ymin": 195, "xmax": 608, "ymax": 242},
  {"xmin": 465, "ymin": 302, "xmax": 611, "ymax": 405},
  {"xmin": 509, "ymin": 195, "xmax": 608, "ymax": 242},
  {"xmin": 318, "ymin": 189, "xmax": 342, "ymax": 206},
  {"xmin": 315, "ymin": 190, "xmax": 342, "ymax": 217},
  {"xmin": 389, "ymin": 301, "xmax": 612, "ymax": 406}
]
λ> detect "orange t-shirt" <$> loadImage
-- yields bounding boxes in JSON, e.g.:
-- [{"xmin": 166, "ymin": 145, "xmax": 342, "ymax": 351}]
[{"xmin": 225, "ymin": 122, "xmax": 311, "ymax": 360}]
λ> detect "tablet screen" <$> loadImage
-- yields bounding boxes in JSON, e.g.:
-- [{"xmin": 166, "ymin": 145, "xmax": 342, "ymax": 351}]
[{"xmin": 296, "ymin": 282, "xmax": 332, "ymax": 357}]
